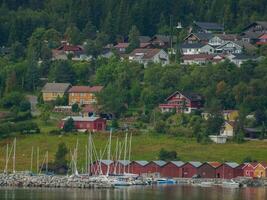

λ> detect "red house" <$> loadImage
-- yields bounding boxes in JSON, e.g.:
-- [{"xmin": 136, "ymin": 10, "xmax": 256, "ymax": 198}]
[
  {"xmin": 159, "ymin": 91, "xmax": 203, "ymax": 114},
  {"xmin": 90, "ymin": 160, "xmax": 114, "ymax": 175},
  {"xmin": 60, "ymin": 116, "xmax": 106, "ymax": 132},
  {"xmin": 181, "ymin": 162, "xmax": 202, "ymax": 178},
  {"xmin": 129, "ymin": 161, "xmax": 149, "ymax": 175},
  {"xmin": 215, "ymin": 162, "xmax": 241, "ymax": 179},
  {"xmin": 242, "ymin": 163, "xmax": 258, "ymax": 177},
  {"xmin": 256, "ymin": 33, "xmax": 267, "ymax": 45},
  {"xmin": 113, "ymin": 160, "xmax": 131, "ymax": 175},
  {"xmin": 161, "ymin": 161, "xmax": 185, "ymax": 178},
  {"xmin": 145, "ymin": 161, "xmax": 166, "ymax": 175},
  {"xmin": 198, "ymin": 162, "xmax": 221, "ymax": 178}
]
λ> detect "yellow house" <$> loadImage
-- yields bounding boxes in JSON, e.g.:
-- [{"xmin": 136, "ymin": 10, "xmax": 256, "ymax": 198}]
[
  {"xmin": 222, "ymin": 110, "xmax": 239, "ymax": 121},
  {"xmin": 220, "ymin": 121, "xmax": 235, "ymax": 137},
  {"xmin": 68, "ymin": 86, "xmax": 103, "ymax": 105},
  {"xmin": 42, "ymin": 83, "xmax": 71, "ymax": 102},
  {"xmin": 254, "ymin": 163, "xmax": 267, "ymax": 178}
]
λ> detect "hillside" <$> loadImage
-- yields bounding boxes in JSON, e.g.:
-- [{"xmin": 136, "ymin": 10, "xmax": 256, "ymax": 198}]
[{"xmin": 1, "ymin": 132, "xmax": 267, "ymax": 172}]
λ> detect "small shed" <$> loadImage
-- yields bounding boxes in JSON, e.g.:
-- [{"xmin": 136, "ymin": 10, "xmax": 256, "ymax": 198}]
[
  {"xmin": 198, "ymin": 162, "xmax": 221, "ymax": 178},
  {"xmin": 254, "ymin": 163, "xmax": 267, "ymax": 178},
  {"xmin": 181, "ymin": 161, "xmax": 202, "ymax": 178},
  {"xmin": 215, "ymin": 162, "xmax": 240, "ymax": 179},
  {"xmin": 90, "ymin": 160, "xmax": 114, "ymax": 175},
  {"xmin": 161, "ymin": 161, "xmax": 185, "ymax": 178},
  {"xmin": 129, "ymin": 161, "xmax": 149, "ymax": 175},
  {"xmin": 242, "ymin": 163, "xmax": 258, "ymax": 177},
  {"xmin": 145, "ymin": 160, "xmax": 166, "ymax": 175}
]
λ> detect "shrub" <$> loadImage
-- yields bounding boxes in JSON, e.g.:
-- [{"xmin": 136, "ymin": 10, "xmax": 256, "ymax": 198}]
[
  {"xmin": 1, "ymin": 92, "xmax": 24, "ymax": 108},
  {"xmin": 19, "ymin": 100, "xmax": 31, "ymax": 112},
  {"xmin": 159, "ymin": 148, "xmax": 179, "ymax": 161},
  {"xmin": 63, "ymin": 118, "xmax": 75, "ymax": 132},
  {"xmin": 49, "ymin": 129, "xmax": 62, "ymax": 135}
]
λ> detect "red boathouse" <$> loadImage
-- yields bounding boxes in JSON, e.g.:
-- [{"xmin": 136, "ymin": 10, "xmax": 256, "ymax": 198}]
[
  {"xmin": 181, "ymin": 162, "xmax": 202, "ymax": 178},
  {"xmin": 129, "ymin": 161, "xmax": 149, "ymax": 175},
  {"xmin": 215, "ymin": 162, "xmax": 242, "ymax": 179},
  {"xmin": 161, "ymin": 161, "xmax": 185, "ymax": 178},
  {"xmin": 145, "ymin": 161, "xmax": 166, "ymax": 175}
]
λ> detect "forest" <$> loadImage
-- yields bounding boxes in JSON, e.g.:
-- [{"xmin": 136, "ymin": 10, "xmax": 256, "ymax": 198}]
[{"xmin": 0, "ymin": 0, "xmax": 267, "ymax": 46}]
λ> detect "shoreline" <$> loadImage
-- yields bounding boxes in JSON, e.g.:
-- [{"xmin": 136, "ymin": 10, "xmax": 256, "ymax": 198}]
[{"xmin": 0, "ymin": 173, "xmax": 267, "ymax": 189}]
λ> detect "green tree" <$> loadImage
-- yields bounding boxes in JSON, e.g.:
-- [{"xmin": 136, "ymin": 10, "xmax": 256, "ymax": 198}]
[
  {"xmin": 71, "ymin": 103, "xmax": 80, "ymax": 113},
  {"xmin": 65, "ymin": 24, "xmax": 81, "ymax": 45},
  {"xmin": 126, "ymin": 25, "xmax": 140, "ymax": 53},
  {"xmin": 158, "ymin": 148, "xmax": 178, "ymax": 161},
  {"xmin": 63, "ymin": 118, "xmax": 75, "ymax": 132},
  {"xmin": 49, "ymin": 60, "xmax": 76, "ymax": 84}
]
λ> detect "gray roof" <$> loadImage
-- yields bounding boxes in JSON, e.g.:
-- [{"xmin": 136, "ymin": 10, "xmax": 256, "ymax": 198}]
[
  {"xmin": 194, "ymin": 22, "xmax": 224, "ymax": 31},
  {"xmin": 180, "ymin": 43, "xmax": 205, "ymax": 49},
  {"xmin": 100, "ymin": 160, "xmax": 113, "ymax": 166},
  {"xmin": 194, "ymin": 33, "xmax": 214, "ymax": 40},
  {"xmin": 232, "ymin": 54, "xmax": 257, "ymax": 60},
  {"xmin": 188, "ymin": 161, "xmax": 202, "ymax": 168},
  {"xmin": 42, "ymin": 83, "xmax": 71, "ymax": 93},
  {"xmin": 233, "ymin": 40, "xmax": 257, "ymax": 50},
  {"xmin": 152, "ymin": 160, "xmax": 167, "ymax": 167},
  {"xmin": 62, "ymin": 116, "xmax": 100, "ymax": 122},
  {"xmin": 117, "ymin": 160, "xmax": 131, "ymax": 166},
  {"xmin": 170, "ymin": 161, "xmax": 185, "ymax": 167},
  {"xmin": 225, "ymin": 162, "xmax": 240, "ymax": 168},
  {"xmin": 139, "ymin": 36, "xmax": 151, "ymax": 43},
  {"xmin": 134, "ymin": 160, "xmax": 149, "ymax": 166}
]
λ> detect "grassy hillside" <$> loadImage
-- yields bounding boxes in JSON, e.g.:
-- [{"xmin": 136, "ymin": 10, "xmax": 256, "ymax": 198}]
[{"xmin": 1, "ymin": 132, "xmax": 267, "ymax": 172}]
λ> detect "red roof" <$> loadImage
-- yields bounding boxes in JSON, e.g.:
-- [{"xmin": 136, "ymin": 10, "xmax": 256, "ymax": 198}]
[
  {"xmin": 57, "ymin": 45, "xmax": 83, "ymax": 52},
  {"xmin": 259, "ymin": 34, "xmax": 267, "ymax": 39},
  {"xmin": 208, "ymin": 162, "xmax": 222, "ymax": 168},
  {"xmin": 114, "ymin": 43, "xmax": 129, "ymax": 48},
  {"xmin": 182, "ymin": 54, "xmax": 214, "ymax": 61},
  {"xmin": 68, "ymin": 86, "xmax": 103, "ymax": 93}
]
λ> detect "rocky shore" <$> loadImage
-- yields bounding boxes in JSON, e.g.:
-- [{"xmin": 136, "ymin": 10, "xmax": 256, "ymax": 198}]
[{"xmin": 0, "ymin": 173, "xmax": 114, "ymax": 188}]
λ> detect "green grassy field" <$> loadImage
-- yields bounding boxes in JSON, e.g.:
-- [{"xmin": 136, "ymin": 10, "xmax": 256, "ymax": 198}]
[{"xmin": 1, "ymin": 131, "xmax": 267, "ymax": 172}]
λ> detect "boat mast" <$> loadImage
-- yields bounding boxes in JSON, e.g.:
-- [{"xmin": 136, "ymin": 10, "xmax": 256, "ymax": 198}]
[
  {"xmin": 106, "ymin": 128, "xmax": 112, "ymax": 176},
  {"xmin": 12, "ymin": 138, "xmax": 16, "ymax": 173},
  {"xmin": 37, "ymin": 147, "xmax": 39, "ymax": 174},
  {"xmin": 4, "ymin": 144, "xmax": 9, "ymax": 173},
  {"xmin": 127, "ymin": 133, "xmax": 132, "ymax": 173},
  {"xmin": 113, "ymin": 137, "xmax": 119, "ymax": 174},
  {"xmin": 30, "ymin": 146, "xmax": 34, "ymax": 172},
  {"xmin": 123, "ymin": 130, "xmax": 128, "ymax": 174}
]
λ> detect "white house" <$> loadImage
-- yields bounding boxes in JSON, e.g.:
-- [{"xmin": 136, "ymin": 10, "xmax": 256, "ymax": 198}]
[
  {"xmin": 128, "ymin": 48, "xmax": 169, "ymax": 66},
  {"xmin": 180, "ymin": 43, "xmax": 214, "ymax": 55}
]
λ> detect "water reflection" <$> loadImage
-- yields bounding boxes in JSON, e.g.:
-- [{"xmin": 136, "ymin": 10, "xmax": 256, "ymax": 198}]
[{"xmin": 0, "ymin": 185, "xmax": 267, "ymax": 200}]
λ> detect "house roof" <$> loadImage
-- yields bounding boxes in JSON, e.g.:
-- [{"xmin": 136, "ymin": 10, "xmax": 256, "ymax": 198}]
[
  {"xmin": 188, "ymin": 161, "xmax": 202, "ymax": 168},
  {"xmin": 114, "ymin": 43, "xmax": 129, "ymax": 48},
  {"xmin": 184, "ymin": 33, "xmax": 213, "ymax": 41},
  {"xmin": 57, "ymin": 45, "xmax": 83, "ymax": 52},
  {"xmin": 259, "ymin": 33, "xmax": 267, "ymax": 39},
  {"xmin": 231, "ymin": 54, "xmax": 257, "ymax": 60},
  {"xmin": 224, "ymin": 162, "xmax": 240, "ymax": 168},
  {"xmin": 100, "ymin": 160, "xmax": 113, "ymax": 166},
  {"xmin": 215, "ymin": 34, "xmax": 240, "ymax": 41},
  {"xmin": 243, "ymin": 21, "xmax": 267, "ymax": 31},
  {"xmin": 180, "ymin": 43, "xmax": 206, "ymax": 49},
  {"xmin": 207, "ymin": 162, "xmax": 222, "ymax": 168},
  {"xmin": 170, "ymin": 161, "xmax": 185, "ymax": 167},
  {"xmin": 165, "ymin": 91, "xmax": 203, "ymax": 102},
  {"xmin": 152, "ymin": 35, "xmax": 171, "ymax": 43},
  {"xmin": 194, "ymin": 21, "xmax": 224, "ymax": 31},
  {"xmin": 182, "ymin": 54, "xmax": 214, "ymax": 61},
  {"xmin": 68, "ymin": 86, "xmax": 103, "ymax": 93},
  {"xmin": 133, "ymin": 160, "xmax": 149, "ymax": 166},
  {"xmin": 62, "ymin": 116, "xmax": 101, "ymax": 122},
  {"xmin": 42, "ymin": 83, "xmax": 71, "ymax": 93},
  {"xmin": 152, "ymin": 160, "xmax": 167, "ymax": 167},
  {"xmin": 241, "ymin": 31, "xmax": 265, "ymax": 40},
  {"xmin": 233, "ymin": 40, "xmax": 257, "ymax": 51},
  {"xmin": 117, "ymin": 160, "xmax": 131, "ymax": 166},
  {"xmin": 129, "ymin": 48, "xmax": 162, "ymax": 59},
  {"xmin": 139, "ymin": 36, "xmax": 151, "ymax": 43}
]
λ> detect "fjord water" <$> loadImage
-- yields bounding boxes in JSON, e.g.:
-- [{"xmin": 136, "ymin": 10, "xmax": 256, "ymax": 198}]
[{"xmin": 0, "ymin": 185, "xmax": 267, "ymax": 200}]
